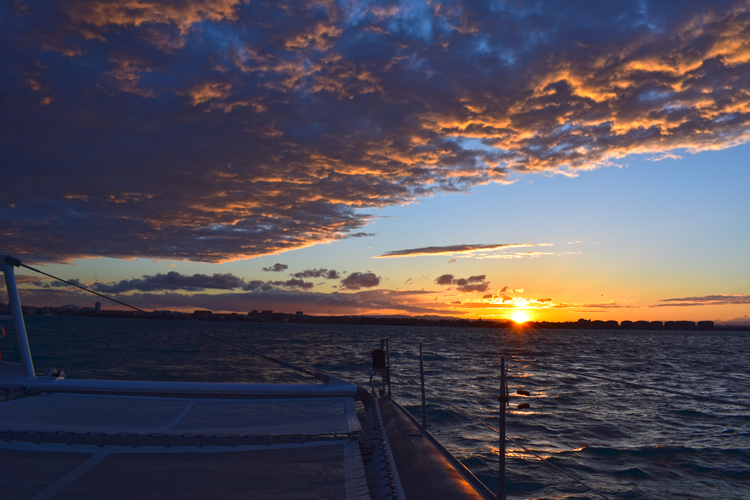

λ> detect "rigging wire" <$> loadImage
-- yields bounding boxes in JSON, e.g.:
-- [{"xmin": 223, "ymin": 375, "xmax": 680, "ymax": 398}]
[{"xmin": 15, "ymin": 261, "xmax": 323, "ymax": 381}]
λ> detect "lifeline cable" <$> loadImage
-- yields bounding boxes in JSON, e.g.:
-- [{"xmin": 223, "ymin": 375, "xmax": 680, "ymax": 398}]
[
  {"xmin": 12, "ymin": 259, "xmax": 323, "ymax": 381},
  {"xmin": 393, "ymin": 373, "xmax": 611, "ymax": 500},
  {"xmin": 423, "ymin": 342, "xmax": 750, "ymax": 409},
  {"xmin": 477, "ymin": 325, "xmax": 750, "ymax": 409},
  {"xmin": 498, "ymin": 357, "xmax": 750, "ymax": 409}
]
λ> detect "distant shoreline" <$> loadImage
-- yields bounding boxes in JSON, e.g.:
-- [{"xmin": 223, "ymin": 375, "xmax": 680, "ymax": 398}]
[{"xmin": 4, "ymin": 304, "xmax": 749, "ymax": 331}]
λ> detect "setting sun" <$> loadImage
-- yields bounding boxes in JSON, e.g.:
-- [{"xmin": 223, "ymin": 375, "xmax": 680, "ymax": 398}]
[{"xmin": 511, "ymin": 311, "xmax": 530, "ymax": 324}]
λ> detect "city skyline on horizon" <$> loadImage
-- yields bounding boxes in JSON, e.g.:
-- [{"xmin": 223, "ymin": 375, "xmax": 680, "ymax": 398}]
[{"xmin": 3, "ymin": 298, "xmax": 746, "ymax": 328}]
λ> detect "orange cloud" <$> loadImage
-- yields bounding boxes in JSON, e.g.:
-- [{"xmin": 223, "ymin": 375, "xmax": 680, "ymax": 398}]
[
  {"xmin": 107, "ymin": 54, "xmax": 154, "ymax": 96},
  {"xmin": 3, "ymin": 1, "xmax": 750, "ymax": 264},
  {"xmin": 66, "ymin": 0, "xmax": 247, "ymax": 33},
  {"xmin": 184, "ymin": 82, "xmax": 233, "ymax": 105}
]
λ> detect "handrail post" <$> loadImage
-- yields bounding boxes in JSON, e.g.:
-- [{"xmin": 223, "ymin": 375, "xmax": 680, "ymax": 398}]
[
  {"xmin": 385, "ymin": 337, "xmax": 391, "ymax": 396},
  {"xmin": 498, "ymin": 355, "xmax": 508, "ymax": 500},
  {"xmin": 419, "ymin": 342, "xmax": 426, "ymax": 427},
  {"xmin": 1, "ymin": 255, "xmax": 36, "ymax": 379}
]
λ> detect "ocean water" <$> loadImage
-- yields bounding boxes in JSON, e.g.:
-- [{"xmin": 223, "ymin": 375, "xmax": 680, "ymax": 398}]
[{"xmin": 2, "ymin": 316, "xmax": 749, "ymax": 499}]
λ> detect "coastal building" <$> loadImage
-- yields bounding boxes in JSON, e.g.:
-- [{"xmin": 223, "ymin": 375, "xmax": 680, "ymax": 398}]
[{"xmin": 665, "ymin": 321, "xmax": 696, "ymax": 331}]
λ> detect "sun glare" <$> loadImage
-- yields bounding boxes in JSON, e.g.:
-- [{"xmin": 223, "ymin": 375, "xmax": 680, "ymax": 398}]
[{"xmin": 511, "ymin": 311, "xmax": 529, "ymax": 324}]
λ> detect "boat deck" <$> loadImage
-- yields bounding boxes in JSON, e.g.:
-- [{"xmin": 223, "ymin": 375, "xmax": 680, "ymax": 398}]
[
  {"xmin": 0, "ymin": 255, "xmax": 499, "ymax": 500},
  {"xmin": 0, "ymin": 393, "xmax": 360, "ymax": 436},
  {"xmin": 378, "ymin": 397, "xmax": 496, "ymax": 500},
  {"xmin": 1, "ymin": 443, "xmax": 366, "ymax": 500},
  {"xmin": 0, "ymin": 392, "xmax": 370, "ymax": 500}
]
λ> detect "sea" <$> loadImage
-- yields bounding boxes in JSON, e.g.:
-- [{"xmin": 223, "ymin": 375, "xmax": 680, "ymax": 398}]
[{"xmin": 2, "ymin": 316, "xmax": 749, "ymax": 500}]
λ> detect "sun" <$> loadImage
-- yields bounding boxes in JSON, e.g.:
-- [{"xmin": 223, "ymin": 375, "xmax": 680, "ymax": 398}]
[{"xmin": 511, "ymin": 311, "xmax": 529, "ymax": 324}]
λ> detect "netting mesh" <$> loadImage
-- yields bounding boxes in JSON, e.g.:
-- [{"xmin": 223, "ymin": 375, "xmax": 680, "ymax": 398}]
[
  {"xmin": 0, "ymin": 443, "xmax": 371, "ymax": 500},
  {"xmin": 0, "ymin": 393, "xmax": 359, "ymax": 435}
]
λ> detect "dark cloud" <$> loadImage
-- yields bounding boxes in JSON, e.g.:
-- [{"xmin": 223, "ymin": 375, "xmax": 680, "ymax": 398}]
[
  {"xmin": 292, "ymin": 269, "xmax": 340, "ymax": 279},
  {"xmin": 378, "ymin": 244, "xmax": 533, "ymax": 258},
  {"xmin": 262, "ymin": 264, "xmax": 288, "ymax": 273},
  {"xmin": 340, "ymin": 272, "xmax": 381, "ymax": 291},
  {"xmin": 12, "ymin": 287, "xmax": 448, "ymax": 316},
  {"xmin": 435, "ymin": 274, "xmax": 490, "ymax": 293},
  {"xmin": 0, "ymin": 275, "xmax": 48, "ymax": 287},
  {"xmin": 435, "ymin": 274, "xmax": 455, "ymax": 285},
  {"xmin": 51, "ymin": 279, "xmax": 84, "ymax": 288},
  {"xmin": 454, "ymin": 275, "xmax": 485, "ymax": 286},
  {"xmin": 348, "ymin": 232, "xmax": 376, "ymax": 238},
  {"xmin": 653, "ymin": 294, "xmax": 750, "ymax": 307},
  {"xmin": 241, "ymin": 280, "xmax": 272, "ymax": 292},
  {"xmin": 455, "ymin": 283, "xmax": 489, "ymax": 293},
  {"xmin": 2, "ymin": 1, "xmax": 749, "ymax": 262},
  {"xmin": 268, "ymin": 279, "xmax": 314, "ymax": 290},
  {"xmin": 716, "ymin": 315, "xmax": 750, "ymax": 325},
  {"xmin": 31, "ymin": 271, "xmax": 315, "ymax": 294},
  {"xmin": 93, "ymin": 272, "xmax": 246, "ymax": 293}
]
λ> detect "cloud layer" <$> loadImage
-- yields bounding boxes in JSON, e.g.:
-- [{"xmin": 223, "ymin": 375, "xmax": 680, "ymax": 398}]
[
  {"xmin": 12, "ymin": 285, "xmax": 446, "ymax": 317},
  {"xmin": 292, "ymin": 268, "xmax": 340, "ymax": 279},
  {"xmin": 435, "ymin": 274, "xmax": 489, "ymax": 293},
  {"xmin": 340, "ymin": 272, "xmax": 381, "ymax": 291},
  {"xmin": 2, "ymin": 1, "xmax": 750, "ymax": 262},
  {"xmin": 262, "ymin": 264, "xmax": 289, "ymax": 273},
  {"xmin": 654, "ymin": 294, "xmax": 750, "ymax": 306},
  {"xmin": 24, "ymin": 270, "xmax": 377, "ymax": 295},
  {"xmin": 377, "ymin": 244, "xmax": 534, "ymax": 258},
  {"xmin": 93, "ymin": 271, "xmax": 245, "ymax": 293}
]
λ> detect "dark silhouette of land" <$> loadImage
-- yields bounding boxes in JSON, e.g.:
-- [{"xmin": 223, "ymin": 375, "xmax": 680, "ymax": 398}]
[{"xmin": 2, "ymin": 302, "xmax": 747, "ymax": 331}]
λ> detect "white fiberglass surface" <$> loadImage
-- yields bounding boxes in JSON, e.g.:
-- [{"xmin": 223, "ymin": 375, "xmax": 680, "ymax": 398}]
[{"xmin": 0, "ymin": 394, "xmax": 359, "ymax": 435}]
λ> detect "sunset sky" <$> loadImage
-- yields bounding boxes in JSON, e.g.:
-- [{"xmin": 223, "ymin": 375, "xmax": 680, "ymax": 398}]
[{"xmin": 1, "ymin": 0, "xmax": 749, "ymax": 323}]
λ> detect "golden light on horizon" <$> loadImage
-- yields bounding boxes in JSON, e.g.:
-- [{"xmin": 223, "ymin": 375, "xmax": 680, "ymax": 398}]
[{"xmin": 511, "ymin": 310, "xmax": 530, "ymax": 324}]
